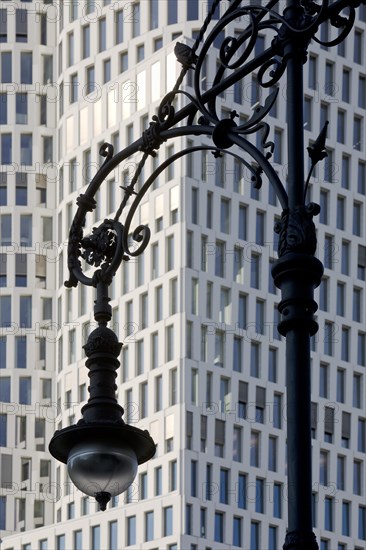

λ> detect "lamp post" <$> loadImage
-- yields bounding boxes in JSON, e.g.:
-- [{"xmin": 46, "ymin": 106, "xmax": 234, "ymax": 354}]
[{"xmin": 49, "ymin": 0, "xmax": 363, "ymax": 545}]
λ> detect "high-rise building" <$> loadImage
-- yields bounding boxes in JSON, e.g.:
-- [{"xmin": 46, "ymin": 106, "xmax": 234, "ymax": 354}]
[{"xmin": 0, "ymin": 1, "xmax": 365, "ymax": 549}]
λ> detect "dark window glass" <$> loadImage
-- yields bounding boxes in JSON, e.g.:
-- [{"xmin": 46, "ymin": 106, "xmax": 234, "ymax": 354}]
[
  {"xmin": 187, "ymin": 0, "xmax": 199, "ymax": 20},
  {"xmin": 1, "ymin": 52, "xmax": 11, "ymax": 83},
  {"xmin": 20, "ymin": 52, "xmax": 32, "ymax": 84},
  {"xmin": 168, "ymin": 0, "xmax": 178, "ymax": 24}
]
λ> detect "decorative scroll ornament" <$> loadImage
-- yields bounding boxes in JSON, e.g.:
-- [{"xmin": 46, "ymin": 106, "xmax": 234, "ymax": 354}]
[
  {"xmin": 64, "ymin": 0, "xmax": 364, "ymax": 290},
  {"xmin": 274, "ymin": 203, "xmax": 321, "ymax": 257},
  {"xmin": 81, "ymin": 220, "xmax": 118, "ymax": 268}
]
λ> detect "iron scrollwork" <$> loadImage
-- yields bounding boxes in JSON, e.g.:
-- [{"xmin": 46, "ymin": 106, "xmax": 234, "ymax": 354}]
[{"xmin": 65, "ymin": 0, "xmax": 364, "ymax": 290}]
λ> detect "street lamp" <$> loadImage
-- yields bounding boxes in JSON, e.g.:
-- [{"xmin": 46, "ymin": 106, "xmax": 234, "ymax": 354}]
[{"xmin": 49, "ymin": 0, "xmax": 362, "ymax": 545}]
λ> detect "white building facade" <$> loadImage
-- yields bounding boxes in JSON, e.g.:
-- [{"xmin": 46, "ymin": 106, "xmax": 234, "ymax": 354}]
[{"xmin": 0, "ymin": 1, "xmax": 365, "ymax": 549}]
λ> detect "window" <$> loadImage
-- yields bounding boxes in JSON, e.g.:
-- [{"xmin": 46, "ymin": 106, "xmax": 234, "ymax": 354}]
[
  {"xmin": 274, "ymin": 482, "xmax": 282, "ymax": 517},
  {"xmin": 337, "ymin": 455, "xmax": 345, "ymax": 490},
  {"xmin": 0, "ymin": 414, "xmax": 7, "ymax": 446},
  {"xmin": 0, "ymin": 338, "xmax": 6, "ymax": 368},
  {"xmin": 163, "ymin": 506, "xmax": 173, "ymax": 537},
  {"xmin": 359, "ymin": 505, "xmax": 366, "ymax": 540},
  {"xmin": 250, "ymin": 342, "xmax": 260, "ymax": 378},
  {"xmin": 127, "ymin": 516, "xmax": 136, "ymax": 546},
  {"xmin": 0, "ymin": 377, "xmax": 10, "ymax": 402},
  {"xmin": 16, "ymin": 9, "xmax": 27, "ymax": 42},
  {"xmin": 219, "ymin": 468, "xmax": 229, "ymax": 504},
  {"xmin": 337, "ymin": 196, "xmax": 345, "ymax": 230},
  {"xmin": 324, "ymin": 321, "xmax": 334, "ymax": 356},
  {"xmin": 273, "ymin": 393, "xmax": 282, "ymax": 428},
  {"xmin": 353, "ymin": 202, "xmax": 363, "ymax": 237},
  {"xmin": 20, "ymin": 52, "xmax": 32, "ymax": 84},
  {"xmin": 319, "ymin": 277, "xmax": 328, "ymax": 311},
  {"xmin": 103, "ymin": 59, "xmax": 111, "ymax": 84},
  {"xmin": 320, "ymin": 450, "xmax": 329, "ymax": 486},
  {"xmin": 185, "ymin": 503, "xmax": 192, "ymax": 535},
  {"xmin": 232, "ymin": 517, "xmax": 242, "ymax": 547},
  {"xmin": 86, "ymin": 66, "xmax": 95, "ymax": 96},
  {"xmin": 155, "ymin": 375, "xmax": 162, "ymax": 411},
  {"xmin": 308, "ymin": 55, "xmax": 317, "ymax": 89},
  {"xmin": 353, "ymin": 373, "xmax": 362, "ymax": 408},
  {"xmin": 1, "ymin": 134, "xmax": 11, "ymax": 165},
  {"xmin": 0, "ymin": 9, "xmax": 7, "ymax": 43},
  {"xmin": 325, "ymin": 497, "xmax": 333, "ymax": 531},
  {"xmin": 206, "ymin": 191, "xmax": 213, "ymax": 228},
  {"xmin": 82, "ymin": 25, "xmax": 90, "ymax": 58},
  {"xmin": 358, "ymin": 418, "xmax": 366, "ymax": 452},
  {"xmin": 324, "ymin": 149, "xmax": 334, "ymax": 182},
  {"xmin": 250, "ymin": 522, "xmax": 259, "ymax": 550},
  {"xmin": 337, "ymin": 110, "xmax": 346, "ymax": 143},
  {"xmin": 145, "ymin": 511, "xmax": 154, "ymax": 542},
  {"xmin": 304, "ymin": 96, "xmax": 312, "ymax": 130},
  {"xmin": 319, "ymin": 363, "xmax": 329, "ymax": 398},
  {"xmin": 69, "ymin": 0, "xmax": 78, "ymax": 21},
  {"xmin": 251, "ymin": 254, "xmax": 260, "ymax": 288},
  {"xmin": 220, "ymin": 198, "xmax": 230, "ymax": 233},
  {"xmin": 140, "ymin": 382, "xmax": 148, "ymax": 417},
  {"xmin": 99, "ymin": 18, "xmax": 106, "ymax": 52},
  {"xmin": 337, "ymin": 369, "xmax": 345, "ymax": 403},
  {"xmin": 354, "ymin": 459, "xmax": 362, "ymax": 495},
  {"xmin": 354, "ymin": 116, "xmax": 363, "ymax": 151},
  {"xmin": 268, "ymin": 348, "xmax": 277, "ymax": 382},
  {"xmin": 250, "ymin": 431, "xmax": 260, "ymax": 467},
  {"xmin": 16, "ymin": 93, "xmax": 27, "ymax": 124},
  {"xmin": 342, "ymin": 501, "xmax": 350, "ymax": 537},
  {"xmin": 67, "ymin": 32, "xmax": 74, "ymax": 66},
  {"xmin": 132, "ymin": 3, "xmax": 140, "ymax": 37},
  {"xmin": 120, "ymin": 52, "xmax": 128, "ymax": 73},
  {"xmin": 354, "ymin": 29, "xmax": 364, "ymax": 64},
  {"xmin": 238, "ymin": 204, "xmax": 247, "ymax": 239},
  {"xmin": 268, "ymin": 436, "xmax": 277, "ymax": 471},
  {"xmin": 341, "ymin": 155, "xmax": 350, "ymax": 189},
  {"xmin": 169, "ymin": 368, "xmax": 177, "ymax": 406},
  {"xmin": 1, "ymin": 52, "xmax": 11, "ymax": 83},
  {"xmin": 0, "ymin": 296, "xmax": 11, "ymax": 327},
  {"xmin": 168, "ymin": 0, "xmax": 178, "ymax": 23},
  {"xmin": 20, "ymin": 214, "xmax": 32, "ymax": 246},
  {"xmin": 149, "ymin": 0, "xmax": 159, "ymax": 29},
  {"xmin": 20, "ymin": 134, "xmax": 32, "ymax": 165},
  {"xmin": 153, "ymin": 466, "xmax": 162, "ymax": 496},
  {"xmin": 215, "ymin": 240, "xmax": 225, "ymax": 277},
  {"xmin": 70, "ymin": 73, "xmax": 78, "ymax": 103},
  {"xmin": 43, "ymin": 136, "xmax": 52, "ymax": 164},
  {"xmin": 214, "ymin": 512, "xmax": 224, "ymax": 543},
  {"xmin": 19, "ymin": 377, "xmax": 31, "ymax": 405},
  {"xmin": 233, "ymin": 336, "xmax": 242, "ymax": 373},
  {"xmin": 359, "ymin": 75, "xmax": 366, "ymax": 108},
  {"xmin": 16, "ymin": 336, "xmax": 26, "ymax": 368},
  {"xmin": 115, "ymin": 10, "xmax": 124, "ymax": 44}
]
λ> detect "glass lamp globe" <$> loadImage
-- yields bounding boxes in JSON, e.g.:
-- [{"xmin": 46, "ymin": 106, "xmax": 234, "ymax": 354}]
[{"xmin": 67, "ymin": 441, "xmax": 138, "ymax": 509}]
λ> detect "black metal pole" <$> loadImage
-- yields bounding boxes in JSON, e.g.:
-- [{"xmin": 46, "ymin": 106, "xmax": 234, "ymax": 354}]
[{"xmin": 273, "ymin": 2, "xmax": 322, "ymax": 548}]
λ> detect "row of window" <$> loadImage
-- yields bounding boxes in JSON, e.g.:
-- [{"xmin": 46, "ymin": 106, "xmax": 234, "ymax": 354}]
[
  {"xmin": 319, "ymin": 189, "xmax": 364, "ymax": 235},
  {"xmin": 320, "ymin": 450, "xmax": 365, "ymax": 496},
  {"xmin": 0, "ymin": 133, "xmax": 33, "ymax": 165},
  {"xmin": 0, "ymin": 51, "xmax": 32, "ymax": 84},
  {"xmin": 0, "ymin": 172, "xmax": 48, "ymax": 207},
  {"xmin": 58, "ymin": 0, "xmax": 209, "ymax": 38},
  {"xmin": 0, "ymin": 413, "xmax": 46, "ymax": 450},
  {"xmin": 319, "ymin": 361, "xmax": 364, "ymax": 407},
  {"xmin": 0, "ymin": 93, "xmax": 53, "ymax": 141},
  {"xmin": 0, "ymin": 454, "xmax": 51, "ymax": 490},
  {"xmin": 0, "ymin": 295, "xmax": 32, "ymax": 327},
  {"xmin": 0, "ymin": 7, "xmax": 48, "ymax": 45}
]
